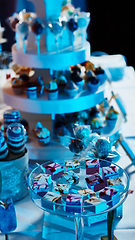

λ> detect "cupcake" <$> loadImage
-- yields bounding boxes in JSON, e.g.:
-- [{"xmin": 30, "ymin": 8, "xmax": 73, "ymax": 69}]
[
  {"xmin": 19, "ymin": 73, "xmax": 30, "ymax": 84},
  {"xmin": 106, "ymin": 106, "xmax": 119, "ymax": 129},
  {"xmin": 3, "ymin": 109, "xmax": 21, "ymax": 132},
  {"xmin": 90, "ymin": 117, "xmax": 104, "ymax": 135},
  {"xmin": 57, "ymin": 126, "xmax": 71, "ymax": 147},
  {"xmin": 11, "ymin": 77, "xmax": 25, "ymax": 95},
  {"xmin": 25, "ymin": 82, "xmax": 37, "ymax": 99},
  {"xmin": 94, "ymin": 66, "xmax": 107, "ymax": 85},
  {"xmin": 75, "ymin": 110, "xmax": 89, "ymax": 125},
  {"xmin": 36, "ymin": 127, "xmax": 51, "ymax": 145},
  {"xmin": 99, "ymin": 98, "xmax": 110, "ymax": 115},
  {"xmin": 89, "ymin": 107, "xmax": 105, "ymax": 125},
  {"xmin": 70, "ymin": 65, "xmax": 81, "ymax": 75},
  {"xmin": 45, "ymin": 80, "xmax": 58, "ymax": 100},
  {"xmin": 6, "ymin": 123, "xmax": 26, "ymax": 154},
  {"xmin": 33, "ymin": 121, "xmax": 43, "ymax": 136},
  {"xmin": 0, "ymin": 131, "xmax": 9, "ymax": 159},
  {"xmin": 70, "ymin": 72, "xmax": 85, "ymax": 92},
  {"xmin": 65, "ymin": 80, "xmax": 78, "ymax": 98},
  {"xmin": 86, "ymin": 74, "xmax": 99, "ymax": 93},
  {"xmin": 55, "ymin": 75, "xmax": 67, "ymax": 93}
]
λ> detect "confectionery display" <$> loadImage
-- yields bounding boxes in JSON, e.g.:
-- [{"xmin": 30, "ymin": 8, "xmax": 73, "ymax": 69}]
[
  {"xmin": 54, "ymin": 102, "xmax": 120, "ymax": 138},
  {"xmin": 28, "ymin": 157, "xmax": 129, "ymax": 219},
  {"xmin": 0, "ymin": 1, "xmax": 131, "ymax": 240}
]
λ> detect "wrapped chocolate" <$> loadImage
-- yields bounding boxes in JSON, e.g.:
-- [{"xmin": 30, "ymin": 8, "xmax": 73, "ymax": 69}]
[
  {"xmin": 72, "ymin": 124, "xmax": 91, "ymax": 142},
  {"xmin": 86, "ymin": 136, "xmax": 121, "ymax": 164},
  {"xmin": 69, "ymin": 138, "xmax": 85, "ymax": 155}
]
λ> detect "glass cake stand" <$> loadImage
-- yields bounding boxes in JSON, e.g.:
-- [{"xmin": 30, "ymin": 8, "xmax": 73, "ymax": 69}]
[{"xmin": 28, "ymin": 158, "xmax": 129, "ymax": 240}]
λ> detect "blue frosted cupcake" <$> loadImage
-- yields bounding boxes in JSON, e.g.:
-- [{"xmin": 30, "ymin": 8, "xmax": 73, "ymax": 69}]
[
  {"xmin": 86, "ymin": 74, "xmax": 99, "ymax": 93},
  {"xmin": 55, "ymin": 75, "xmax": 67, "ymax": 93},
  {"xmin": 106, "ymin": 106, "xmax": 119, "ymax": 129},
  {"xmin": 6, "ymin": 123, "xmax": 26, "ymax": 154},
  {"xmin": 0, "ymin": 131, "xmax": 9, "ymax": 159},
  {"xmin": 25, "ymin": 82, "xmax": 37, "ymax": 99},
  {"xmin": 94, "ymin": 66, "xmax": 107, "ymax": 85},
  {"xmin": 65, "ymin": 80, "xmax": 79, "ymax": 98},
  {"xmin": 45, "ymin": 80, "xmax": 58, "ymax": 100}
]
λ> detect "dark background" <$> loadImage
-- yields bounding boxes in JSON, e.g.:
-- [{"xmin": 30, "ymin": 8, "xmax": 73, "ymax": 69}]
[{"xmin": 0, "ymin": 0, "xmax": 135, "ymax": 68}]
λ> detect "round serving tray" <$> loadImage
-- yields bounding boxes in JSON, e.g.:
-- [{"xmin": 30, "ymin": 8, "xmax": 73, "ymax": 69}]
[
  {"xmin": 2, "ymin": 80, "xmax": 105, "ymax": 115},
  {"xmin": 28, "ymin": 158, "xmax": 129, "ymax": 218},
  {"xmin": 12, "ymin": 41, "xmax": 90, "ymax": 70}
]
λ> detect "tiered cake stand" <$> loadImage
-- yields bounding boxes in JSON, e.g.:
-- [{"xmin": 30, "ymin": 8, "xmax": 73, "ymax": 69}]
[{"xmin": 2, "ymin": 0, "xmax": 126, "ymax": 160}]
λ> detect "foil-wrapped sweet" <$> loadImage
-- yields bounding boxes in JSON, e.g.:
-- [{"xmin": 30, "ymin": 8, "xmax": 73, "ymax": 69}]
[
  {"xmin": 69, "ymin": 138, "xmax": 85, "ymax": 155},
  {"xmin": 72, "ymin": 124, "xmax": 91, "ymax": 141},
  {"xmin": 86, "ymin": 136, "xmax": 121, "ymax": 163},
  {"xmin": 94, "ymin": 137, "xmax": 112, "ymax": 158}
]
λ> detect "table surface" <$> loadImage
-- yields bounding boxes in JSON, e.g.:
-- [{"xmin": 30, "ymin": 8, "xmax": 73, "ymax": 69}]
[{"xmin": 0, "ymin": 62, "xmax": 135, "ymax": 240}]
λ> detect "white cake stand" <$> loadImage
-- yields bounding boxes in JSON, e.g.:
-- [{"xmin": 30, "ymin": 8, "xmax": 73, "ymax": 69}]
[{"xmin": 12, "ymin": 41, "xmax": 90, "ymax": 70}]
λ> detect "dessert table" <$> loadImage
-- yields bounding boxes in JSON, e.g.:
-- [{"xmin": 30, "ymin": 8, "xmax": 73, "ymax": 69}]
[
  {"xmin": 0, "ymin": 143, "xmax": 134, "ymax": 240},
  {"xmin": 0, "ymin": 59, "xmax": 135, "ymax": 240}
]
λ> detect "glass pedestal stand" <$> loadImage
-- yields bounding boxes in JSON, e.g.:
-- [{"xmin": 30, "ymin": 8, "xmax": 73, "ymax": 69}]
[
  {"xmin": 42, "ymin": 209, "xmax": 118, "ymax": 240},
  {"xmin": 74, "ymin": 216, "xmax": 84, "ymax": 240},
  {"xmin": 28, "ymin": 159, "xmax": 129, "ymax": 240},
  {"xmin": 74, "ymin": 211, "xmax": 117, "ymax": 240}
]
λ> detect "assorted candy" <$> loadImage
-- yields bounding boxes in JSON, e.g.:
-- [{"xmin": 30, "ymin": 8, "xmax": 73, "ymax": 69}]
[
  {"xmin": 9, "ymin": 1, "xmax": 90, "ymax": 53},
  {"xmin": 30, "ymin": 157, "xmax": 124, "ymax": 215}
]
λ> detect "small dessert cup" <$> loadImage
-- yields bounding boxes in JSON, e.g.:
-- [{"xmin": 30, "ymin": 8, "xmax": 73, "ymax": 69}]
[{"xmin": 46, "ymin": 89, "xmax": 59, "ymax": 100}]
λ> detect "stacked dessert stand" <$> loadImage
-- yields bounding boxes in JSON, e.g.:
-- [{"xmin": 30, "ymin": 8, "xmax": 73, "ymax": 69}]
[
  {"xmin": 2, "ymin": 0, "xmax": 135, "ymax": 163},
  {"xmin": 0, "ymin": 0, "xmax": 133, "ymax": 239},
  {"xmin": 28, "ymin": 158, "xmax": 129, "ymax": 240}
]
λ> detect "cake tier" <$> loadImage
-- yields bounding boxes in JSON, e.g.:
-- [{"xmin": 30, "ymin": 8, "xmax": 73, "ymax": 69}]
[
  {"xmin": 12, "ymin": 41, "xmax": 90, "ymax": 70},
  {"xmin": 2, "ymin": 79, "xmax": 104, "ymax": 115}
]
